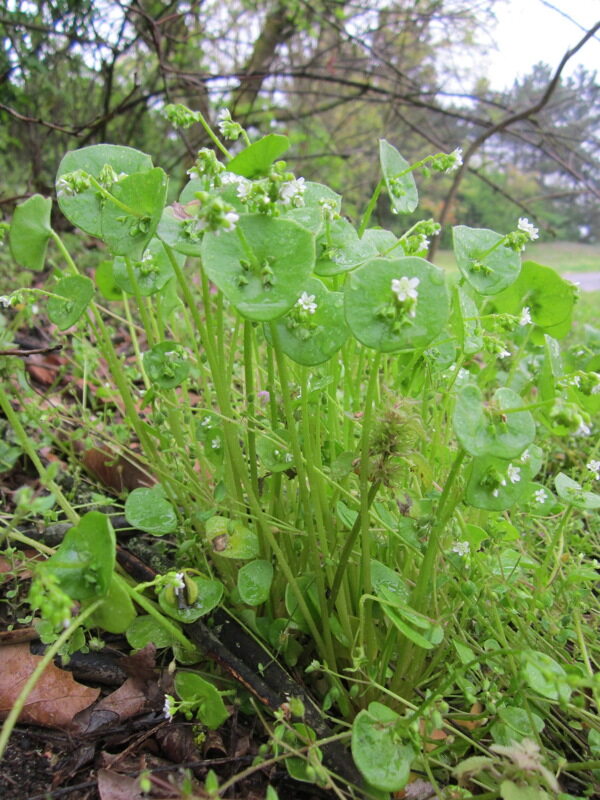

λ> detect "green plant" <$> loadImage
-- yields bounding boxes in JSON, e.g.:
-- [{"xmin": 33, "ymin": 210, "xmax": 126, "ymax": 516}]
[{"xmin": 1, "ymin": 105, "xmax": 599, "ymax": 797}]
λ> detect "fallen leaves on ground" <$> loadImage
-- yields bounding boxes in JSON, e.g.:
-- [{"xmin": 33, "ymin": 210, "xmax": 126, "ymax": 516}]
[{"xmin": 0, "ymin": 643, "xmax": 100, "ymax": 728}]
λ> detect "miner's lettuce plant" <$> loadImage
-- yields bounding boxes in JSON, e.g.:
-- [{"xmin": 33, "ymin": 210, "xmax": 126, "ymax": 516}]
[{"xmin": 2, "ymin": 103, "xmax": 599, "ymax": 795}]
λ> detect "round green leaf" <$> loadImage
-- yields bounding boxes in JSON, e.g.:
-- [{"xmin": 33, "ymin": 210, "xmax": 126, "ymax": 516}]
[
  {"xmin": 283, "ymin": 181, "xmax": 342, "ymax": 235},
  {"xmin": 175, "ymin": 671, "xmax": 229, "ymax": 729},
  {"xmin": 206, "ymin": 515, "xmax": 260, "ymax": 560},
  {"xmin": 100, "ymin": 168, "xmax": 168, "ymax": 258},
  {"xmin": 465, "ymin": 455, "xmax": 533, "ymax": 511},
  {"xmin": 56, "ymin": 144, "xmax": 154, "ymax": 237},
  {"xmin": 143, "ymin": 341, "xmax": 190, "ymax": 389},
  {"xmin": 523, "ymin": 482, "xmax": 556, "ymax": 515},
  {"xmin": 47, "ymin": 275, "xmax": 94, "ymax": 330},
  {"xmin": 126, "ymin": 614, "xmax": 178, "ymax": 649},
  {"xmin": 90, "ymin": 576, "xmax": 136, "ymax": 633},
  {"xmin": 555, "ymin": 472, "xmax": 600, "ymax": 510},
  {"xmin": 95, "ymin": 260, "xmax": 123, "ymax": 301},
  {"xmin": 255, "ymin": 432, "xmax": 295, "ymax": 473},
  {"xmin": 314, "ymin": 217, "xmax": 377, "ymax": 276},
  {"xmin": 453, "ymin": 385, "xmax": 535, "ymax": 458},
  {"xmin": 201, "ymin": 215, "xmax": 315, "ymax": 321},
  {"xmin": 361, "ymin": 228, "xmax": 398, "ymax": 254},
  {"xmin": 351, "ymin": 702, "xmax": 415, "ymax": 791},
  {"xmin": 492, "ymin": 261, "xmax": 577, "ymax": 337},
  {"xmin": 158, "ymin": 575, "xmax": 223, "ymax": 622},
  {"xmin": 264, "ymin": 278, "xmax": 350, "ymax": 365},
  {"xmin": 9, "ymin": 195, "xmax": 53, "ymax": 271},
  {"xmin": 238, "ymin": 559, "xmax": 273, "ymax": 606},
  {"xmin": 521, "ymin": 650, "xmax": 571, "ymax": 702},
  {"xmin": 453, "ymin": 225, "xmax": 521, "ymax": 295},
  {"xmin": 156, "ymin": 204, "xmax": 204, "ymax": 257},
  {"xmin": 113, "ymin": 238, "xmax": 179, "ymax": 296},
  {"xmin": 379, "ymin": 139, "xmax": 418, "ymax": 214},
  {"xmin": 227, "ymin": 134, "xmax": 289, "ymax": 178},
  {"xmin": 125, "ymin": 486, "xmax": 178, "ymax": 534},
  {"xmin": 344, "ymin": 256, "xmax": 449, "ymax": 352},
  {"xmin": 39, "ymin": 512, "xmax": 115, "ymax": 602}
]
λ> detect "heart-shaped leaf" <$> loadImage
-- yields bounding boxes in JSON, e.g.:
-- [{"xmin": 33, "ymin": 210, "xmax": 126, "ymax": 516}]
[
  {"xmin": 175, "ymin": 672, "xmax": 229, "ymax": 729},
  {"xmin": 555, "ymin": 472, "xmax": 600, "ymax": 510},
  {"xmin": 206, "ymin": 515, "xmax": 260, "ymax": 560}
]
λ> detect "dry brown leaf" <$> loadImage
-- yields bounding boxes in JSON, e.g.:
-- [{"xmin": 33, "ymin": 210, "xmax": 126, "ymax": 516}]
[
  {"xmin": 97, "ymin": 768, "xmax": 145, "ymax": 800},
  {"xmin": 0, "ymin": 644, "xmax": 100, "ymax": 728},
  {"xmin": 80, "ymin": 445, "xmax": 155, "ymax": 493}
]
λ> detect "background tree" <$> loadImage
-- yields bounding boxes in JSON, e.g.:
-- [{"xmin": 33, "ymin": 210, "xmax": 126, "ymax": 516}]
[{"xmin": 1, "ymin": 0, "xmax": 598, "ymax": 241}]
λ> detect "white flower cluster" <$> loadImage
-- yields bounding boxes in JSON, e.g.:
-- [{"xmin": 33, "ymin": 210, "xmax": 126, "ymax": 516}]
[
  {"xmin": 517, "ymin": 217, "xmax": 539, "ymax": 241},
  {"xmin": 279, "ymin": 177, "xmax": 305, "ymax": 207},
  {"xmin": 452, "ymin": 541, "xmax": 470, "ymax": 557},
  {"xmin": 587, "ymin": 460, "xmax": 600, "ymax": 480}
]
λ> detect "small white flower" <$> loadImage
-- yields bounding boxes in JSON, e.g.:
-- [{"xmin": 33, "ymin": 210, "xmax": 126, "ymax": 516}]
[
  {"xmin": 570, "ymin": 375, "xmax": 581, "ymax": 388},
  {"xmin": 517, "ymin": 218, "xmax": 539, "ymax": 241},
  {"xmin": 587, "ymin": 460, "xmax": 600, "ymax": 480},
  {"xmin": 0, "ymin": 295, "xmax": 12, "ymax": 308},
  {"xmin": 211, "ymin": 438, "xmax": 221, "ymax": 449},
  {"xmin": 217, "ymin": 108, "xmax": 231, "ymax": 134},
  {"xmin": 520, "ymin": 449, "xmax": 530, "ymax": 463},
  {"xmin": 507, "ymin": 464, "xmax": 521, "ymax": 484},
  {"xmin": 279, "ymin": 177, "xmax": 306, "ymax": 206},
  {"xmin": 201, "ymin": 416, "xmax": 212, "ymax": 427},
  {"xmin": 223, "ymin": 210, "xmax": 239, "ymax": 229},
  {"xmin": 576, "ymin": 421, "xmax": 591, "ymax": 437},
  {"xmin": 173, "ymin": 572, "xmax": 186, "ymax": 589},
  {"xmin": 446, "ymin": 147, "xmax": 463, "ymax": 173},
  {"xmin": 296, "ymin": 291, "xmax": 317, "ymax": 314},
  {"xmin": 284, "ymin": 453, "xmax": 293, "ymax": 463},
  {"xmin": 492, "ymin": 488, "xmax": 500, "ymax": 497},
  {"xmin": 534, "ymin": 488, "xmax": 548, "ymax": 504},
  {"xmin": 163, "ymin": 694, "xmax": 175, "ymax": 721},
  {"xmin": 519, "ymin": 306, "xmax": 532, "ymax": 326},
  {"xmin": 391, "ymin": 276, "xmax": 420, "ymax": 302},
  {"xmin": 236, "ymin": 180, "xmax": 252, "ymax": 201},
  {"xmin": 452, "ymin": 541, "xmax": 470, "ymax": 557},
  {"xmin": 498, "ymin": 348, "xmax": 511, "ymax": 359}
]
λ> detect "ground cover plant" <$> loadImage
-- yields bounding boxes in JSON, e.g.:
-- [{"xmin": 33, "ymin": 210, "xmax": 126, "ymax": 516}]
[{"xmin": 0, "ymin": 106, "xmax": 599, "ymax": 799}]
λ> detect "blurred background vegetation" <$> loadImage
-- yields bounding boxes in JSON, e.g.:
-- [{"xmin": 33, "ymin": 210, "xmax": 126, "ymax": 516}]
[{"xmin": 1, "ymin": 0, "xmax": 599, "ymax": 248}]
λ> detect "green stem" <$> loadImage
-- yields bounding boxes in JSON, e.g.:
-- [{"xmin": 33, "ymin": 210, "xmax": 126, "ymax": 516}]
[
  {"xmin": 358, "ymin": 179, "xmax": 384, "ymax": 236},
  {"xmin": 0, "ymin": 600, "xmax": 102, "ymax": 760},
  {"xmin": 50, "ymin": 231, "xmax": 79, "ymax": 274},
  {"xmin": 0, "ymin": 388, "xmax": 79, "ymax": 524},
  {"xmin": 244, "ymin": 320, "xmax": 259, "ymax": 498},
  {"xmin": 412, "ymin": 447, "xmax": 466, "ymax": 613}
]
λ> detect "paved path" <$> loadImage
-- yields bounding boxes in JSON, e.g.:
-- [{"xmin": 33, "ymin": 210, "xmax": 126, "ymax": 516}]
[{"xmin": 564, "ymin": 272, "xmax": 600, "ymax": 292}]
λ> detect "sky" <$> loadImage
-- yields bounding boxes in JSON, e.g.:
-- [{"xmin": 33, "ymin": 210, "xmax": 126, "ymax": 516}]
[{"xmin": 484, "ymin": 0, "xmax": 600, "ymax": 89}]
